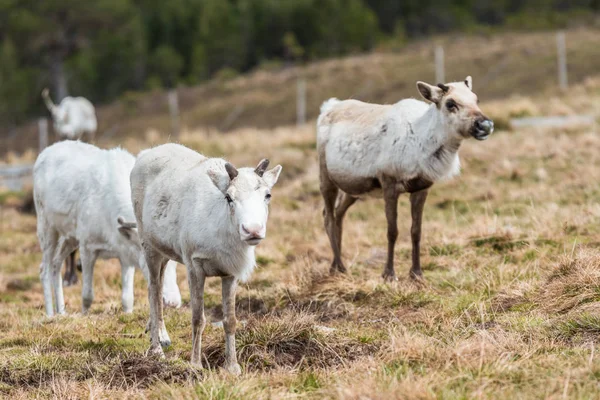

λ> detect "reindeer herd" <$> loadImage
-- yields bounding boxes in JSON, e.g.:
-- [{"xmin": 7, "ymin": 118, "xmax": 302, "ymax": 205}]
[{"xmin": 33, "ymin": 76, "xmax": 493, "ymax": 373}]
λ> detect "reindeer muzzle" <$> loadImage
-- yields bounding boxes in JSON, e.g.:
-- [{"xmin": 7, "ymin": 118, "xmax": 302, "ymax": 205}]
[{"xmin": 472, "ymin": 119, "xmax": 494, "ymax": 140}]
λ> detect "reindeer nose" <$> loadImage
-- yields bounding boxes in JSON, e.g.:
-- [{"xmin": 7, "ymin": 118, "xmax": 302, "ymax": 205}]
[
  {"xmin": 242, "ymin": 223, "xmax": 264, "ymax": 238},
  {"xmin": 476, "ymin": 119, "xmax": 494, "ymax": 134}
]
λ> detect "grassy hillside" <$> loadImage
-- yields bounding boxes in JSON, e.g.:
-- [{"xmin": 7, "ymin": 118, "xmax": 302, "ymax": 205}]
[
  {"xmin": 2, "ymin": 81, "xmax": 600, "ymax": 397},
  {"xmin": 3, "ymin": 28, "xmax": 600, "ymax": 155}
]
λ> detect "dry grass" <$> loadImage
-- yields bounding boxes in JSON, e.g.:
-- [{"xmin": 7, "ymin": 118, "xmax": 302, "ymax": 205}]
[{"xmin": 2, "ymin": 80, "xmax": 600, "ymax": 398}]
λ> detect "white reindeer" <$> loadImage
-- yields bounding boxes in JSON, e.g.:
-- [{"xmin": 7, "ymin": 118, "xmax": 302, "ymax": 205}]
[
  {"xmin": 42, "ymin": 88, "xmax": 98, "ymax": 286},
  {"xmin": 33, "ymin": 141, "xmax": 181, "ymax": 317},
  {"xmin": 317, "ymin": 76, "xmax": 494, "ymax": 281},
  {"xmin": 42, "ymin": 88, "xmax": 97, "ymax": 141},
  {"xmin": 130, "ymin": 143, "xmax": 281, "ymax": 374}
]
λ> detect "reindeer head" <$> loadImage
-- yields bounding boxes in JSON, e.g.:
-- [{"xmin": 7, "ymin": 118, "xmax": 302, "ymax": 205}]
[
  {"xmin": 417, "ymin": 76, "xmax": 494, "ymax": 141},
  {"xmin": 116, "ymin": 216, "xmax": 147, "ymax": 268},
  {"xmin": 209, "ymin": 159, "xmax": 282, "ymax": 246}
]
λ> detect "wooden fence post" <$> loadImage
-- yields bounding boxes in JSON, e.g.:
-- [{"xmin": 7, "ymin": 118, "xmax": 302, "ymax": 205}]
[
  {"xmin": 38, "ymin": 118, "xmax": 48, "ymax": 153},
  {"xmin": 557, "ymin": 31, "xmax": 568, "ymax": 90},
  {"xmin": 168, "ymin": 89, "xmax": 180, "ymax": 140},
  {"xmin": 435, "ymin": 45, "xmax": 445, "ymax": 84},
  {"xmin": 297, "ymin": 78, "xmax": 306, "ymax": 126}
]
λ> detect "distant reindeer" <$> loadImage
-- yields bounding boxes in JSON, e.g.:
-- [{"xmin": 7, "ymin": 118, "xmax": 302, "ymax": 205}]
[
  {"xmin": 317, "ymin": 76, "xmax": 494, "ymax": 281},
  {"xmin": 41, "ymin": 88, "xmax": 98, "ymax": 286},
  {"xmin": 42, "ymin": 88, "xmax": 97, "ymax": 142}
]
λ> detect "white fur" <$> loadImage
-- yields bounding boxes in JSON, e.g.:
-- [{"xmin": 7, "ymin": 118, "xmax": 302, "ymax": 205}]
[
  {"xmin": 320, "ymin": 97, "xmax": 341, "ymax": 114},
  {"xmin": 42, "ymin": 89, "xmax": 97, "ymax": 141},
  {"xmin": 33, "ymin": 141, "xmax": 181, "ymax": 316},
  {"xmin": 162, "ymin": 260, "xmax": 181, "ymax": 308},
  {"xmin": 130, "ymin": 143, "xmax": 282, "ymax": 283}
]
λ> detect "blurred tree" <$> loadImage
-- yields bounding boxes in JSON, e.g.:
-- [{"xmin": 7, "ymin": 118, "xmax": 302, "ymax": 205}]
[
  {"xmin": 149, "ymin": 45, "xmax": 184, "ymax": 88},
  {"xmin": 1, "ymin": 0, "xmax": 139, "ymax": 101},
  {"xmin": 189, "ymin": 43, "xmax": 209, "ymax": 83},
  {"xmin": 282, "ymin": 32, "xmax": 305, "ymax": 64},
  {"xmin": 137, "ymin": 0, "xmax": 203, "ymax": 79},
  {"xmin": 0, "ymin": 0, "xmax": 598, "ymax": 130},
  {"xmin": 0, "ymin": 39, "xmax": 36, "ymax": 127},
  {"xmin": 310, "ymin": 0, "xmax": 379, "ymax": 55},
  {"xmin": 197, "ymin": 0, "xmax": 244, "ymax": 75},
  {"xmin": 364, "ymin": 0, "xmax": 404, "ymax": 33}
]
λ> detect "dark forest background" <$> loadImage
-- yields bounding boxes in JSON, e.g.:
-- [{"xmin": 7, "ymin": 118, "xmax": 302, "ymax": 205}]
[{"xmin": 1, "ymin": 0, "xmax": 599, "ymax": 128}]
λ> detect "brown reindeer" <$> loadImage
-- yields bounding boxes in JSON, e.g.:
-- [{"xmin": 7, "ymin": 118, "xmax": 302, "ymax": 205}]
[{"xmin": 317, "ymin": 77, "xmax": 493, "ymax": 280}]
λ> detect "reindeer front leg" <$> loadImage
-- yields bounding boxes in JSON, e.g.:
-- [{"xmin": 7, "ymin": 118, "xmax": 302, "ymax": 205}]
[
  {"xmin": 221, "ymin": 275, "xmax": 241, "ymax": 375},
  {"xmin": 188, "ymin": 264, "xmax": 206, "ymax": 368},
  {"xmin": 382, "ymin": 177, "xmax": 400, "ymax": 281},
  {"xmin": 409, "ymin": 190, "xmax": 429, "ymax": 279}
]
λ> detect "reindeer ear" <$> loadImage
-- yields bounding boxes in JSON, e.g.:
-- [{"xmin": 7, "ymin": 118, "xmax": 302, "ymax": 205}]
[
  {"xmin": 465, "ymin": 76, "xmax": 473, "ymax": 90},
  {"xmin": 117, "ymin": 217, "xmax": 137, "ymax": 239},
  {"xmin": 208, "ymin": 167, "xmax": 229, "ymax": 195},
  {"xmin": 263, "ymin": 165, "xmax": 282, "ymax": 189},
  {"xmin": 417, "ymin": 81, "xmax": 444, "ymax": 104},
  {"xmin": 254, "ymin": 159, "xmax": 270, "ymax": 177},
  {"xmin": 117, "ymin": 217, "xmax": 137, "ymax": 229}
]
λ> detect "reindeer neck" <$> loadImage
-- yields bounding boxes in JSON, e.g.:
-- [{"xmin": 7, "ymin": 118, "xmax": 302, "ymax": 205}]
[
  {"xmin": 411, "ymin": 104, "xmax": 463, "ymax": 181},
  {"xmin": 412, "ymin": 105, "xmax": 459, "ymax": 150}
]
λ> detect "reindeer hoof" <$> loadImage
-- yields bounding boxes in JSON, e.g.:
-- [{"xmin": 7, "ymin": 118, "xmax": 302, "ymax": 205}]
[
  {"xmin": 159, "ymin": 330, "xmax": 171, "ymax": 347},
  {"xmin": 148, "ymin": 345, "xmax": 165, "ymax": 358},
  {"xmin": 224, "ymin": 362, "xmax": 242, "ymax": 376},
  {"xmin": 146, "ymin": 319, "xmax": 172, "ymax": 347},
  {"xmin": 381, "ymin": 271, "xmax": 397, "ymax": 282},
  {"xmin": 63, "ymin": 275, "xmax": 78, "ymax": 287},
  {"xmin": 409, "ymin": 270, "xmax": 425, "ymax": 282},
  {"xmin": 330, "ymin": 261, "xmax": 347, "ymax": 275}
]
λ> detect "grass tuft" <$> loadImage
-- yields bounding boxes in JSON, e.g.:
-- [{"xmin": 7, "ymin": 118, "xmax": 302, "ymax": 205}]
[{"xmin": 203, "ymin": 312, "xmax": 378, "ymax": 371}]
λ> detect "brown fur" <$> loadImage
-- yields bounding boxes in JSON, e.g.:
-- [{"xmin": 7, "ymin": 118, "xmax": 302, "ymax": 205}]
[
  {"xmin": 63, "ymin": 251, "xmax": 78, "ymax": 286},
  {"xmin": 322, "ymin": 101, "xmax": 392, "ymax": 127}
]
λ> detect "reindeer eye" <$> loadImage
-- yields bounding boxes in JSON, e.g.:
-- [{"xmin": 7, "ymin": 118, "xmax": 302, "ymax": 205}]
[
  {"xmin": 446, "ymin": 100, "xmax": 458, "ymax": 112},
  {"xmin": 265, "ymin": 193, "xmax": 272, "ymax": 201},
  {"xmin": 225, "ymin": 194, "xmax": 233, "ymax": 204}
]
